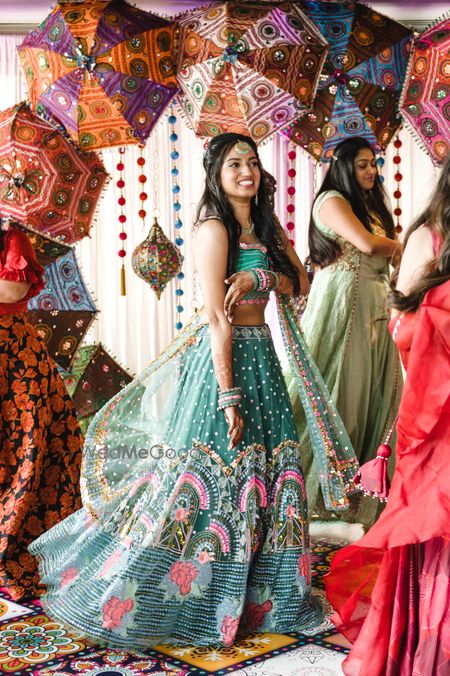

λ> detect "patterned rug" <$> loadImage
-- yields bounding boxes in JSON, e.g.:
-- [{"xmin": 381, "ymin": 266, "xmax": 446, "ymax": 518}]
[{"xmin": 0, "ymin": 538, "xmax": 349, "ymax": 675}]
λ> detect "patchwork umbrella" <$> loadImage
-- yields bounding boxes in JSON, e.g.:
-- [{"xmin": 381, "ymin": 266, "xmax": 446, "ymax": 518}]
[
  {"xmin": 176, "ymin": 1, "xmax": 329, "ymax": 142},
  {"xmin": 282, "ymin": 1, "xmax": 413, "ymax": 161},
  {"xmin": 60, "ymin": 343, "xmax": 133, "ymax": 434},
  {"xmin": 400, "ymin": 16, "xmax": 450, "ymax": 166},
  {"xmin": 0, "ymin": 102, "xmax": 109, "ymax": 243},
  {"xmin": 18, "ymin": 0, "xmax": 178, "ymax": 149},
  {"xmin": 26, "ymin": 242, "xmax": 98, "ymax": 370}
]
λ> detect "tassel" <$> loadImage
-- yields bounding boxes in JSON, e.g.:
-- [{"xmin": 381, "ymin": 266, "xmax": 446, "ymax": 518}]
[
  {"xmin": 120, "ymin": 262, "xmax": 126, "ymax": 296},
  {"xmin": 353, "ymin": 443, "xmax": 392, "ymax": 501}
]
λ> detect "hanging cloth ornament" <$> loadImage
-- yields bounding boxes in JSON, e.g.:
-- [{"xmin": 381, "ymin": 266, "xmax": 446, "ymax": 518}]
[{"xmin": 131, "ymin": 216, "xmax": 183, "ymax": 299}]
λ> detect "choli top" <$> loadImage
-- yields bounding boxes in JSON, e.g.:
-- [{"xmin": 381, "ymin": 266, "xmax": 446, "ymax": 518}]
[
  {"xmin": 313, "ymin": 190, "xmax": 386, "ymax": 272},
  {"xmin": 0, "ymin": 228, "xmax": 44, "ymax": 316},
  {"xmin": 235, "ymin": 242, "xmax": 270, "ymax": 305}
]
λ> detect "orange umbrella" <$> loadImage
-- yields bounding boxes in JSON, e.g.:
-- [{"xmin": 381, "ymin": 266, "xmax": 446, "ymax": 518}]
[
  {"xmin": 176, "ymin": 1, "xmax": 329, "ymax": 142},
  {"xmin": 18, "ymin": 0, "xmax": 178, "ymax": 149}
]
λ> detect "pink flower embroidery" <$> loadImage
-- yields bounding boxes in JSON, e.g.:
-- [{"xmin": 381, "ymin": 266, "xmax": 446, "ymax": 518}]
[
  {"xmin": 286, "ymin": 504, "xmax": 296, "ymax": 518},
  {"xmin": 221, "ymin": 615, "xmax": 240, "ymax": 646},
  {"xmin": 244, "ymin": 600, "xmax": 273, "ymax": 630},
  {"xmin": 175, "ymin": 507, "xmax": 189, "ymax": 522},
  {"xmin": 60, "ymin": 567, "xmax": 78, "ymax": 588},
  {"xmin": 169, "ymin": 560, "xmax": 198, "ymax": 596},
  {"xmin": 198, "ymin": 551, "xmax": 214, "ymax": 564},
  {"xmin": 102, "ymin": 596, "xmax": 134, "ymax": 629}
]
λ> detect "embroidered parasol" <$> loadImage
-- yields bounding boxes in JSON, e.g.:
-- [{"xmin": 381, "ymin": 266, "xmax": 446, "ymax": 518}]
[
  {"xmin": 176, "ymin": 1, "xmax": 329, "ymax": 142},
  {"xmin": 0, "ymin": 102, "xmax": 109, "ymax": 243},
  {"xmin": 60, "ymin": 343, "xmax": 133, "ymax": 435},
  {"xmin": 400, "ymin": 15, "xmax": 450, "ymax": 166},
  {"xmin": 282, "ymin": 1, "xmax": 413, "ymax": 162},
  {"xmin": 24, "ymin": 230, "xmax": 98, "ymax": 370},
  {"xmin": 17, "ymin": 0, "xmax": 178, "ymax": 149}
]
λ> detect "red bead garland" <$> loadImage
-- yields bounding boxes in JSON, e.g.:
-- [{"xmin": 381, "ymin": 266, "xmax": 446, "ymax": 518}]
[
  {"xmin": 117, "ymin": 147, "xmax": 127, "ymax": 295},
  {"xmin": 137, "ymin": 146, "xmax": 148, "ymax": 230},
  {"xmin": 286, "ymin": 145, "xmax": 296, "ymax": 246},
  {"xmin": 393, "ymin": 135, "xmax": 403, "ymax": 234}
]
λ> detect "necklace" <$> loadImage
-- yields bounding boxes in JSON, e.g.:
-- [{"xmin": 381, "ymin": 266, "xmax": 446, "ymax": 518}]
[{"xmin": 240, "ymin": 221, "xmax": 254, "ymax": 235}]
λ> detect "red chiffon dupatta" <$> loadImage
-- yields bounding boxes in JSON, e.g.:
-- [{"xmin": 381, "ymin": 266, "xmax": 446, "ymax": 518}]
[{"xmin": 324, "ymin": 280, "xmax": 450, "ymax": 675}]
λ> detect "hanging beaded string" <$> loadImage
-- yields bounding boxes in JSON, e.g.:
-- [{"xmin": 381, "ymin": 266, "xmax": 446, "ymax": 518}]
[
  {"xmin": 393, "ymin": 134, "xmax": 403, "ymax": 235},
  {"xmin": 117, "ymin": 147, "xmax": 127, "ymax": 296},
  {"xmin": 286, "ymin": 142, "xmax": 297, "ymax": 247},
  {"xmin": 137, "ymin": 144, "xmax": 147, "ymax": 232},
  {"xmin": 169, "ymin": 104, "xmax": 184, "ymax": 331}
]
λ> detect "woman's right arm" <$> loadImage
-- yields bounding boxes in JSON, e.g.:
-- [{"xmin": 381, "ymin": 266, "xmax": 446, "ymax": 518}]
[
  {"xmin": 391, "ymin": 225, "xmax": 435, "ymax": 317},
  {"xmin": 318, "ymin": 196, "xmax": 402, "ymax": 258},
  {"xmin": 194, "ymin": 219, "xmax": 244, "ymax": 449},
  {"xmin": 0, "ymin": 280, "xmax": 30, "ymax": 303}
]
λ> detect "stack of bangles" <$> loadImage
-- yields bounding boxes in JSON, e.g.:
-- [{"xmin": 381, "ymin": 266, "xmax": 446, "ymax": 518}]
[
  {"xmin": 217, "ymin": 386, "xmax": 242, "ymax": 411},
  {"xmin": 250, "ymin": 268, "xmax": 279, "ymax": 291}
]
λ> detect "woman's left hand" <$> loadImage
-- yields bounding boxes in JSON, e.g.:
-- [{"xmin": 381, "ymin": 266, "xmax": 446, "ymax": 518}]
[{"xmin": 224, "ymin": 271, "xmax": 254, "ymax": 321}]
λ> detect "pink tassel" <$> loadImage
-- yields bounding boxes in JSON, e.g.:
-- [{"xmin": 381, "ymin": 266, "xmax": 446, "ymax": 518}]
[{"xmin": 353, "ymin": 443, "xmax": 392, "ymax": 501}]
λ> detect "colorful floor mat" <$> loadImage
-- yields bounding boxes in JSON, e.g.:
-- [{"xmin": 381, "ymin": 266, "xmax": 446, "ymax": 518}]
[{"xmin": 0, "ymin": 538, "xmax": 349, "ymax": 675}]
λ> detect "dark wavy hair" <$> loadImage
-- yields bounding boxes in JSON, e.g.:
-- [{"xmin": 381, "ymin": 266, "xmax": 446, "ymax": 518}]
[
  {"xmin": 389, "ymin": 155, "xmax": 450, "ymax": 313},
  {"xmin": 309, "ymin": 137, "xmax": 395, "ymax": 268},
  {"xmin": 195, "ymin": 132, "xmax": 300, "ymax": 294}
]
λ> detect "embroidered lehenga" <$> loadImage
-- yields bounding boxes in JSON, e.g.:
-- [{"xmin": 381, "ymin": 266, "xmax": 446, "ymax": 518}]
[
  {"xmin": 31, "ymin": 241, "xmax": 358, "ymax": 648},
  {"xmin": 288, "ymin": 190, "xmax": 403, "ymax": 527}
]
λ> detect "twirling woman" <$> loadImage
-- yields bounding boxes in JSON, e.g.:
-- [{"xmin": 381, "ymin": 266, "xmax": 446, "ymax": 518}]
[
  {"xmin": 288, "ymin": 137, "xmax": 403, "ymax": 528},
  {"xmin": 0, "ymin": 221, "xmax": 82, "ymax": 600},
  {"xmin": 30, "ymin": 134, "xmax": 357, "ymax": 648}
]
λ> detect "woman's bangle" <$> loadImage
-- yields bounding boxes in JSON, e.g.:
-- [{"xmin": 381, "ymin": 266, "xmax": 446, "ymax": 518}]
[
  {"xmin": 217, "ymin": 386, "xmax": 242, "ymax": 411},
  {"xmin": 269, "ymin": 271, "xmax": 279, "ymax": 290},
  {"xmin": 254, "ymin": 268, "xmax": 269, "ymax": 291}
]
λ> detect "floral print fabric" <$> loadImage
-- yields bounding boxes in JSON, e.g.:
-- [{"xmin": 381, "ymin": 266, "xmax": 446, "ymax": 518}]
[{"xmin": 0, "ymin": 314, "xmax": 82, "ymax": 599}]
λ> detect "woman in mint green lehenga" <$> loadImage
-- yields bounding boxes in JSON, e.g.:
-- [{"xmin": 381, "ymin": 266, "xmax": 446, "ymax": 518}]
[
  {"xmin": 29, "ymin": 134, "xmax": 358, "ymax": 649},
  {"xmin": 288, "ymin": 138, "xmax": 403, "ymax": 529}
]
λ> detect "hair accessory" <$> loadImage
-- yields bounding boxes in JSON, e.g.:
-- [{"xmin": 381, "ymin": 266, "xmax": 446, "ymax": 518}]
[
  {"xmin": 234, "ymin": 140, "xmax": 252, "ymax": 155},
  {"xmin": 332, "ymin": 154, "xmax": 339, "ymax": 161},
  {"xmin": 218, "ymin": 386, "xmax": 242, "ymax": 411}
]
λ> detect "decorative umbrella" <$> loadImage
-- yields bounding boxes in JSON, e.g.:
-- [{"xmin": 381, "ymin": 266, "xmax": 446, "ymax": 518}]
[
  {"xmin": 27, "ymin": 243, "xmax": 98, "ymax": 370},
  {"xmin": 176, "ymin": 1, "xmax": 329, "ymax": 142},
  {"xmin": 17, "ymin": 0, "xmax": 179, "ymax": 149},
  {"xmin": 132, "ymin": 217, "xmax": 183, "ymax": 298},
  {"xmin": 400, "ymin": 16, "xmax": 450, "ymax": 166},
  {"xmin": 282, "ymin": 1, "xmax": 413, "ymax": 162},
  {"xmin": 0, "ymin": 102, "xmax": 109, "ymax": 243},
  {"xmin": 60, "ymin": 343, "xmax": 133, "ymax": 434}
]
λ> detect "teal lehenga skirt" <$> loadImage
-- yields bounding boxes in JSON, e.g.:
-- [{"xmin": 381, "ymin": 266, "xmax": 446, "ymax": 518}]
[{"xmin": 30, "ymin": 318, "xmax": 324, "ymax": 648}]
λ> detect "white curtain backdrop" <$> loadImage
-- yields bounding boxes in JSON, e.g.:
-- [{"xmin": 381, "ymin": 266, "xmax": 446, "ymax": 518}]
[{"xmin": 0, "ymin": 34, "xmax": 441, "ymax": 373}]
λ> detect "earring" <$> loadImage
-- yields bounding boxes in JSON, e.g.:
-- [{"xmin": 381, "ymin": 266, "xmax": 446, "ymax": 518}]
[{"xmin": 254, "ymin": 193, "xmax": 259, "ymax": 206}]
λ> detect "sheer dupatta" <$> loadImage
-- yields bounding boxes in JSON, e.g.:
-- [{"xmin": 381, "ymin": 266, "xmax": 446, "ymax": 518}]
[{"xmin": 277, "ymin": 295, "xmax": 359, "ymax": 510}]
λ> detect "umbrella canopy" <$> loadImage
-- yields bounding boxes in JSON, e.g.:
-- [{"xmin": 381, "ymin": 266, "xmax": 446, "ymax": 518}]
[
  {"xmin": 17, "ymin": 0, "xmax": 178, "ymax": 149},
  {"xmin": 0, "ymin": 102, "xmax": 109, "ymax": 243},
  {"xmin": 176, "ymin": 1, "xmax": 329, "ymax": 142},
  {"xmin": 400, "ymin": 16, "xmax": 450, "ymax": 166},
  {"xmin": 282, "ymin": 1, "xmax": 413, "ymax": 162},
  {"xmin": 60, "ymin": 342, "xmax": 133, "ymax": 434},
  {"xmin": 25, "ymin": 234, "xmax": 98, "ymax": 370}
]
